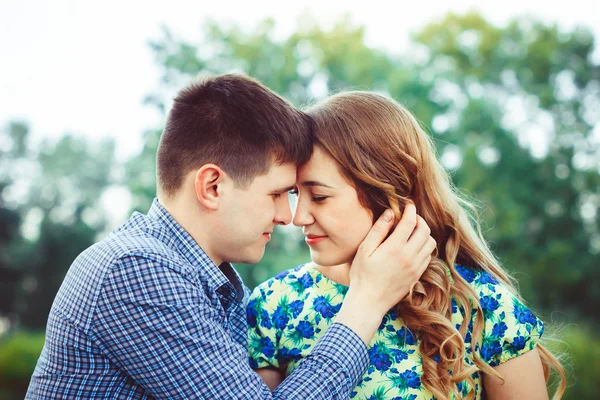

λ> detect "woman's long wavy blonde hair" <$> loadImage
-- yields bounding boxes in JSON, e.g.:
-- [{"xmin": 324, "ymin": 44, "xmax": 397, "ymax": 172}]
[{"xmin": 305, "ymin": 91, "xmax": 566, "ymax": 399}]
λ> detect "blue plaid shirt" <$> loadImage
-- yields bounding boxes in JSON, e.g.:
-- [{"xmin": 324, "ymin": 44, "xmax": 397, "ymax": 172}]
[{"xmin": 26, "ymin": 199, "xmax": 368, "ymax": 399}]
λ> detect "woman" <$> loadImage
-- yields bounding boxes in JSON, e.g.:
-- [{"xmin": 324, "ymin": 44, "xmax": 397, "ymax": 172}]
[{"xmin": 247, "ymin": 92, "xmax": 566, "ymax": 399}]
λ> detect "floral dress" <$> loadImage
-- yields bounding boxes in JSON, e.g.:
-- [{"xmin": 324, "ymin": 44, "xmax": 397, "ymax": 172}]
[{"xmin": 247, "ymin": 263, "xmax": 544, "ymax": 399}]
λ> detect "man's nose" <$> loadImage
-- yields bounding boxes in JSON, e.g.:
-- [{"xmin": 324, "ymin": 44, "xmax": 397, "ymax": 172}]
[{"xmin": 275, "ymin": 200, "xmax": 293, "ymax": 225}]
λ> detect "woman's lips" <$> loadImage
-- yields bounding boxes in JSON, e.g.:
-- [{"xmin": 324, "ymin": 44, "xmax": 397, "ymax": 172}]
[{"xmin": 305, "ymin": 235, "xmax": 328, "ymax": 246}]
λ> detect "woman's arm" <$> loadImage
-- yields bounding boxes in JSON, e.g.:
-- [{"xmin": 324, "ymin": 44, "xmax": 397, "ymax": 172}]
[
  {"xmin": 483, "ymin": 348, "xmax": 549, "ymax": 400},
  {"xmin": 255, "ymin": 368, "xmax": 285, "ymax": 391}
]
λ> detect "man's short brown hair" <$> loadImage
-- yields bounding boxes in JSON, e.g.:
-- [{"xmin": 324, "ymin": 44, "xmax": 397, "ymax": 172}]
[{"xmin": 156, "ymin": 73, "xmax": 313, "ymax": 196}]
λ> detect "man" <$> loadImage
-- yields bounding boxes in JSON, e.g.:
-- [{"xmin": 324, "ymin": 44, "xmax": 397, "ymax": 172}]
[{"xmin": 26, "ymin": 74, "xmax": 435, "ymax": 399}]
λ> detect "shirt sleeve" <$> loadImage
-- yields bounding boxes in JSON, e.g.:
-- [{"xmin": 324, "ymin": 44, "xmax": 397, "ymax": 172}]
[
  {"xmin": 94, "ymin": 254, "xmax": 368, "ymax": 399},
  {"xmin": 474, "ymin": 272, "xmax": 545, "ymax": 367}
]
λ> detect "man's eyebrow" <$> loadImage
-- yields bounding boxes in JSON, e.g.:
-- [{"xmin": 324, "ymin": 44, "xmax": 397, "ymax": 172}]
[
  {"xmin": 300, "ymin": 181, "xmax": 334, "ymax": 189},
  {"xmin": 271, "ymin": 185, "xmax": 296, "ymax": 193}
]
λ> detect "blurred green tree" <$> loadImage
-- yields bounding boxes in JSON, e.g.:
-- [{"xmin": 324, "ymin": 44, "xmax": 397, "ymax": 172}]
[
  {"xmin": 413, "ymin": 12, "xmax": 600, "ymax": 318},
  {"xmin": 0, "ymin": 123, "xmax": 116, "ymax": 329}
]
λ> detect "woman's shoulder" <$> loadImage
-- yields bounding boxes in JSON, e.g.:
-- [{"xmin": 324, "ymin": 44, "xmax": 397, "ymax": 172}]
[
  {"xmin": 452, "ymin": 265, "xmax": 545, "ymax": 366},
  {"xmin": 454, "ymin": 264, "xmax": 500, "ymax": 289},
  {"xmin": 453, "ymin": 264, "xmax": 522, "ymax": 314},
  {"xmin": 453, "ymin": 264, "xmax": 521, "ymax": 302}
]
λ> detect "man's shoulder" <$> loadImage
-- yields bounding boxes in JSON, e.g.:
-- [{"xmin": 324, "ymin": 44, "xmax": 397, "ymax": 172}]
[
  {"xmin": 50, "ymin": 213, "xmax": 188, "ymax": 332},
  {"xmin": 106, "ymin": 211, "xmax": 181, "ymax": 258},
  {"xmin": 69, "ymin": 213, "xmax": 184, "ymax": 276}
]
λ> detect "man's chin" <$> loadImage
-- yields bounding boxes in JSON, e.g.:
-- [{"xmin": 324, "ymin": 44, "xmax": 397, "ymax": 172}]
[{"xmin": 234, "ymin": 249, "xmax": 266, "ymax": 265}]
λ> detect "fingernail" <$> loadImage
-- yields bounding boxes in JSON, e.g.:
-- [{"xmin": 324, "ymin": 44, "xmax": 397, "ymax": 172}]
[{"xmin": 383, "ymin": 210, "xmax": 393, "ymax": 222}]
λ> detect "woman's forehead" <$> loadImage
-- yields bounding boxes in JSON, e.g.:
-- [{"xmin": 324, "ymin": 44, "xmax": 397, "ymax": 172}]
[{"xmin": 297, "ymin": 147, "xmax": 348, "ymax": 188}]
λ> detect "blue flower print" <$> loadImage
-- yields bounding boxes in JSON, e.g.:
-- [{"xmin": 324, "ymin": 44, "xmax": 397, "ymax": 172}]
[
  {"xmin": 513, "ymin": 303, "xmax": 538, "ymax": 325},
  {"xmin": 369, "ymin": 344, "xmax": 392, "ymax": 372},
  {"xmin": 399, "ymin": 369, "xmax": 421, "ymax": 389},
  {"xmin": 298, "ymin": 273, "xmax": 314, "ymax": 289},
  {"xmin": 378, "ymin": 315, "xmax": 389, "ymax": 331},
  {"xmin": 390, "ymin": 348, "xmax": 408, "ymax": 363},
  {"xmin": 491, "ymin": 322, "xmax": 508, "ymax": 338},
  {"xmin": 247, "ymin": 299, "xmax": 258, "ymax": 328},
  {"xmin": 296, "ymin": 320, "xmax": 315, "ymax": 339},
  {"xmin": 480, "ymin": 295, "xmax": 500, "ymax": 314},
  {"xmin": 279, "ymin": 346, "xmax": 302, "ymax": 362},
  {"xmin": 456, "ymin": 265, "xmax": 476, "ymax": 283},
  {"xmin": 478, "ymin": 272, "xmax": 498, "ymax": 285},
  {"xmin": 465, "ymin": 329, "xmax": 472, "ymax": 345},
  {"xmin": 272, "ymin": 306, "xmax": 290, "ymax": 330},
  {"xmin": 511, "ymin": 336, "xmax": 529, "ymax": 351},
  {"xmin": 396, "ymin": 326, "xmax": 416, "ymax": 346},
  {"xmin": 289, "ymin": 300, "xmax": 304, "ymax": 318},
  {"xmin": 314, "ymin": 296, "xmax": 341, "ymax": 319},
  {"xmin": 314, "ymin": 296, "xmax": 330, "ymax": 316},
  {"xmin": 260, "ymin": 337, "xmax": 276, "ymax": 358},
  {"xmin": 274, "ymin": 269, "xmax": 290, "ymax": 280},
  {"xmin": 260, "ymin": 309, "xmax": 272, "ymax": 329},
  {"xmin": 480, "ymin": 339, "xmax": 502, "ymax": 362}
]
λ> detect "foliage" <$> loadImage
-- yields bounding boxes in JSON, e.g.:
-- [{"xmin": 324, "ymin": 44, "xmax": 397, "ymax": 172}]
[
  {"xmin": 0, "ymin": 330, "xmax": 45, "ymax": 399},
  {"xmin": 0, "ymin": 123, "xmax": 116, "ymax": 329}
]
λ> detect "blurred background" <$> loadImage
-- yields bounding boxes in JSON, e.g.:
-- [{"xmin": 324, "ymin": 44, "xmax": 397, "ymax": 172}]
[{"xmin": 1, "ymin": 0, "xmax": 599, "ymax": 398}]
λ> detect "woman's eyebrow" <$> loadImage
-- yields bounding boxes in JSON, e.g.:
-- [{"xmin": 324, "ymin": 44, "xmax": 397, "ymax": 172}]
[{"xmin": 300, "ymin": 181, "xmax": 334, "ymax": 189}]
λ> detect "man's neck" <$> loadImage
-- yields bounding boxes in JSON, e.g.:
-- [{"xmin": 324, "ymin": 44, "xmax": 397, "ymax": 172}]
[{"xmin": 159, "ymin": 196, "xmax": 223, "ymax": 266}]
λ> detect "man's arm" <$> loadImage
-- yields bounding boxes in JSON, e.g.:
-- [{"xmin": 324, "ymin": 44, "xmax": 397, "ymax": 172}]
[{"xmin": 94, "ymin": 255, "xmax": 367, "ymax": 399}]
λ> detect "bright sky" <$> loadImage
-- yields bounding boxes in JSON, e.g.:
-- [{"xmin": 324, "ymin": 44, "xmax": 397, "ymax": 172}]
[{"xmin": 1, "ymin": 0, "xmax": 599, "ymax": 162}]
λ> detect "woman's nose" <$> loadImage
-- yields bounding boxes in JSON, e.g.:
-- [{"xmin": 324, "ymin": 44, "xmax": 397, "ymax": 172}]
[{"xmin": 292, "ymin": 200, "xmax": 314, "ymax": 227}]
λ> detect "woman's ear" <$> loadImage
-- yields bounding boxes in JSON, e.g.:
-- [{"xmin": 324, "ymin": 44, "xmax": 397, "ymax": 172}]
[{"xmin": 194, "ymin": 164, "xmax": 226, "ymax": 210}]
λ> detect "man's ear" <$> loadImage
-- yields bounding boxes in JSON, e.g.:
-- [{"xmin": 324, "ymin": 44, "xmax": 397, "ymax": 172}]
[{"xmin": 194, "ymin": 164, "xmax": 228, "ymax": 210}]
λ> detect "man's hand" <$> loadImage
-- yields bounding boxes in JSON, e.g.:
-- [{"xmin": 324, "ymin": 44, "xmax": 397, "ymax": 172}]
[
  {"xmin": 351, "ymin": 204, "xmax": 435, "ymax": 313},
  {"xmin": 335, "ymin": 204, "xmax": 435, "ymax": 344}
]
